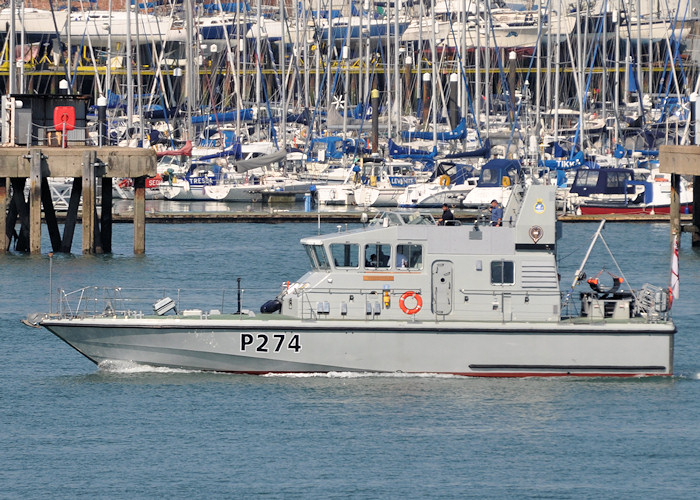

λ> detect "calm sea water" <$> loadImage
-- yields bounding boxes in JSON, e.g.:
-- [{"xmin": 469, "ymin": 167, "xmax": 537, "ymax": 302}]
[{"xmin": 2, "ymin": 220, "xmax": 699, "ymax": 499}]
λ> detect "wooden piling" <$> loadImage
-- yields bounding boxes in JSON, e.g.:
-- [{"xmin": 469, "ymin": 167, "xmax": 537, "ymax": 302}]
[
  {"xmin": 101, "ymin": 177, "xmax": 113, "ymax": 253},
  {"xmin": 0, "ymin": 178, "xmax": 8, "ymax": 252},
  {"xmin": 694, "ymin": 178, "xmax": 700, "ymax": 247},
  {"xmin": 134, "ymin": 176, "xmax": 146, "ymax": 255},
  {"xmin": 29, "ymin": 150, "xmax": 42, "ymax": 254},
  {"xmin": 81, "ymin": 151, "xmax": 96, "ymax": 254}
]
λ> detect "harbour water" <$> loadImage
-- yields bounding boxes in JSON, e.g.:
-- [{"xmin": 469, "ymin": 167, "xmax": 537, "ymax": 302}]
[{"xmin": 2, "ymin": 221, "xmax": 700, "ymax": 498}]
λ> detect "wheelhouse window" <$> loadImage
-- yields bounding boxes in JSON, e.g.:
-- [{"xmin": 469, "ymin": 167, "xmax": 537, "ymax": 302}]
[
  {"xmin": 396, "ymin": 244, "xmax": 423, "ymax": 270},
  {"xmin": 491, "ymin": 261, "xmax": 514, "ymax": 285},
  {"xmin": 304, "ymin": 244, "xmax": 330, "ymax": 270},
  {"xmin": 365, "ymin": 244, "xmax": 391, "ymax": 269},
  {"xmin": 330, "ymin": 243, "xmax": 359, "ymax": 268}
]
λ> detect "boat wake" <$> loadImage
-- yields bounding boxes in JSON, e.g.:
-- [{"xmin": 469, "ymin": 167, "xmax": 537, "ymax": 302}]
[{"xmin": 97, "ymin": 360, "xmax": 201, "ymax": 374}]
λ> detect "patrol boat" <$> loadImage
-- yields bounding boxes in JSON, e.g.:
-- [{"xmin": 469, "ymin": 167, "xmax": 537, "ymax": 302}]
[{"xmin": 36, "ymin": 182, "xmax": 676, "ymax": 377}]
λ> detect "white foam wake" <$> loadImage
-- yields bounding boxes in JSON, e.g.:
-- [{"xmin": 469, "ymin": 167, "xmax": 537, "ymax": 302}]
[{"xmin": 97, "ymin": 360, "xmax": 200, "ymax": 374}]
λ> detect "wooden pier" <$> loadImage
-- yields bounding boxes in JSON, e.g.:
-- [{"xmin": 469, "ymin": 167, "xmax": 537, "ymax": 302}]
[
  {"xmin": 659, "ymin": 145, "xmax": 700, "ymax": 247},
  {"xmin": 0, "ymin": 146, "xmax": 156, "ymax": 254}
]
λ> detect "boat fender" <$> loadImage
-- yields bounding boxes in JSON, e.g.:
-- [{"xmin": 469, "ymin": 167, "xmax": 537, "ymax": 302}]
[
  {"xmin": 399, "ymin": 291, "xmax": 422, "ymax": 315},
  {"xmin": 260, "ymin": 299, "xmax": 282, "ymax": 314},
  {"xmin": 439, "ymin": 175, "xmax": 450, "ymax": 187}
]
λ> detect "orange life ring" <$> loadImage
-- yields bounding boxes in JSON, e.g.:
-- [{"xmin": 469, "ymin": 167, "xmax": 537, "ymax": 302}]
[{"xmin": 399, "ymin": 291, "xmax": 422, "ymax": 315}]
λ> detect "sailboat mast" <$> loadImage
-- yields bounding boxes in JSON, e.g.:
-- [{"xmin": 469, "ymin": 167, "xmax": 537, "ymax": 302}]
[
  {"xmin": 106, "ymin": 0, "xmax": 112, "ymax": 107},
  {"xmin": 126, "ymin": 0, "xmax": 134, "ymax": 129},
  {"xmin": 8, "ymin": 0, "xmax": 15, "ymax": 94},
  {"xmin": 256, "ymin": 0, "xmax": 262, "ymax": 139},
  {"xmin": 185, "ymin": 0, "xmax": 194, "ymax": 141},
  {"xmin": 280, "ymin": 0, "xmax": 287, "ymax": 149},
  {"xmin": 394, "ymin": 0, "xmax": 401, "ymax": 138},
  {"xmin": 431, "ymin": 0, "xmax": 437, "ymax": 148}
]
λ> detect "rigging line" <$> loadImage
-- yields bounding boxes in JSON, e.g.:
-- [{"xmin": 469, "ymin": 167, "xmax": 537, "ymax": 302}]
[
  {"xmin": 658, "ymin": 1, "xmax": 689, "ymax": 107},
  {"xmin": 505, "ymin": 0, "xmax": 551, "ymax": 157},
  {"xmin": 570, "ymin": 2, "xmax": 607, "ymax": 158},
  {"xmin": 483, "ymin": 0, "xmax": 521, "ymax": 135},
  {"xmin": 47, "ymin": 0, "xmax": 71, "ymax": 83},
  {"xmin": 598, "ymin": 233, "xmax": 631, "ymax": 291},
  {"xmin": 618, "ymin": 0, "xmax": 646, "ymax": 122},
  {"xmin": 439, "ymin": 0, "xmax": 483, "ymax": 145}
]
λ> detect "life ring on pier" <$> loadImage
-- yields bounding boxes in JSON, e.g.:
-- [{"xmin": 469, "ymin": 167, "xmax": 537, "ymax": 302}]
[
  {"xmin": 399, "ymin": 291, "xmax": 422, "ymax": 315},
  {"xmin": 439, "ymin": 175, "xmax": 450, "ymax": 187}
]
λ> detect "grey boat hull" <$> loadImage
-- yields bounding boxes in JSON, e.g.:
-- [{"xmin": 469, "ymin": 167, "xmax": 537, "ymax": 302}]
[{"xmin": 42, "ymin": 317, "xmax": 675, "ymax": 377}]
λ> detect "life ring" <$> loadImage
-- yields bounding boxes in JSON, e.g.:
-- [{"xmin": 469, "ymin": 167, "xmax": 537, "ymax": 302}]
[
  {"xmin": 300, "ymin": 128, "xmax": 308, "ymax": 139},
  {"xmin": 399, "ymin": 291, "xmax": 422, "ymax": 315},
  {"xmin": 118, "ymin": 178, "xmax": 131, "ymax": 188},
  {"xmin": 439, "ymin": 175, "xmax": 450, "ymax": 187},
  {"xmin": 502, "ymin": 176, "xmax": 511, "ymax": 187},
  {"xmin": 587, "ymin": 275, "xmax": 622, "ymax": 295}
]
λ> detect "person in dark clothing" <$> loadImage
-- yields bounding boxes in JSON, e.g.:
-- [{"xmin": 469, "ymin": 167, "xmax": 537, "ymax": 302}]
[{"xmin": 438, "ymin": 204, "xmax": 455, "ymax": 225}]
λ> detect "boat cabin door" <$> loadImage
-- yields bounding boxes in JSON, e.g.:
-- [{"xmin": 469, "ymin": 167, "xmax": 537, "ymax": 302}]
[{"xmin": 431, "ymin": 260, "xmax": 453, "ymax": 315}]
